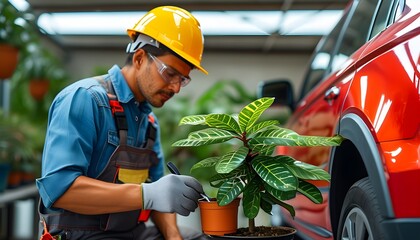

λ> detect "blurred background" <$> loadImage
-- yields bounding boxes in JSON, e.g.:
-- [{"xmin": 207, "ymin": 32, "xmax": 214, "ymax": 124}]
[{"xmin": 0, "ymin": 0, "xmax": 348, "ymax": 239}]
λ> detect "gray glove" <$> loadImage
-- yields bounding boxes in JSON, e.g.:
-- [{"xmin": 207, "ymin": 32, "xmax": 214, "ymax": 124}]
[{"xmin": 142, "ymin": 174, "xmax": 204, "ymax": 216}]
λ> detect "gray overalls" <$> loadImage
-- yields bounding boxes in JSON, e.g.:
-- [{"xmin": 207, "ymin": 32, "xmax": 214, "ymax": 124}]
[{"xmin": 38, "ymin": 76, "xmax": 159, "ymax": 239}]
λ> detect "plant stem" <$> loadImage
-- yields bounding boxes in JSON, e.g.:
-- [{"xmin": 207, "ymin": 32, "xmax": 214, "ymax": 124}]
[{"xmin": 249, "ymin": 218, "xmax": 255, "ymax": 233}]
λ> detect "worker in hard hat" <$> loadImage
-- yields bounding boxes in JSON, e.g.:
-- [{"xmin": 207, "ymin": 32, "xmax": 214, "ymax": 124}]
[{"xmin": 37, "ymin": 6, "xmax": 209, "ymax": 239}]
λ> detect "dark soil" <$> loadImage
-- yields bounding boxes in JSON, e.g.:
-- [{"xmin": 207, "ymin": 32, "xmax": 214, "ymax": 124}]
[{"xmin": 225, "ymin": 226, "xmax": 296, "ymax": 237}]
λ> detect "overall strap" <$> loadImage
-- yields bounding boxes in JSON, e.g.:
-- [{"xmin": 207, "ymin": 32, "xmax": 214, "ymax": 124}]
[
  {"xmin": 96, "ymin": 76, "xmax": 128, "ymax": 145},
  {"xmin": 95, "ymin": 75, "xmax": 157, "ymax": 149}
]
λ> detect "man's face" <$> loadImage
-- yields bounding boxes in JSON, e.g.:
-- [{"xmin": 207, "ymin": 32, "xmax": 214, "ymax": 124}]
[{"xmin": 136, "ymin": 52, "xmax": 192, "ymax": 108}]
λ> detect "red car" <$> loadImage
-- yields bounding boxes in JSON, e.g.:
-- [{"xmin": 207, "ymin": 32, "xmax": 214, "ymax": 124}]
[{"xmin": 259, "ymin": 0, "xmax": 420, "ymax": 239}]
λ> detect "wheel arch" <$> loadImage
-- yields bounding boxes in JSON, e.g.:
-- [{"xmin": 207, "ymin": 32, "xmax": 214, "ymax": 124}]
[{"xmin": 329, "ymin": 112, "xmax": 394, "ymax": 237}]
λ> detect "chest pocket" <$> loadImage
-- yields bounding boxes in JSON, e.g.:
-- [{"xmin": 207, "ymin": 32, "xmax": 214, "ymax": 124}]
[{"xmin": 107, "ymin": 130, "xmax": 150, "ymax": 183}]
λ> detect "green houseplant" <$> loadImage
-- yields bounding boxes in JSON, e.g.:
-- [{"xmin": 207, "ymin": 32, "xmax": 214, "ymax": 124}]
[
  {"xmin": 172, "ymin": 97, "xmax": 343, "ymax": 237},
  {"xmin": 0, "ymin": 0, "xmax": 26, "ymax": 79},
  {"xmin": 0, "ymin": 0, "xmax": 39, "ymax": 79},
  {"xmin": 0, "ymin": 112, "xmax": 36, "ymax": 190}
]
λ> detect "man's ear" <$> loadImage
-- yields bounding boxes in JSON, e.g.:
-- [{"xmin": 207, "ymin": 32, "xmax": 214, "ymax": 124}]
[{"xmin": 133, "ymin": 49, "xmax": 145, "ymax": 68}]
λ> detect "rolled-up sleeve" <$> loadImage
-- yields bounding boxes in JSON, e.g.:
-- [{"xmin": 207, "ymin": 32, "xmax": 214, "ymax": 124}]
[{"xmin": 36, "ymin": 86, "xmax": 100, "ymax": 208}]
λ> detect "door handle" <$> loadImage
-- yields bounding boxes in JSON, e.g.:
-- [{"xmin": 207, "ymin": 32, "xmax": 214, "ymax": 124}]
[{"xmin": 324, "ymin": 86, "xmax": 340, "ymax": 105}]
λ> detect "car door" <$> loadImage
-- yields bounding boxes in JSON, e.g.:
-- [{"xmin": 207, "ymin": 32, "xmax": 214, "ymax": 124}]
[{"xmin": 279, "ymin": 0, "xmax": 382, "ymax": 238}]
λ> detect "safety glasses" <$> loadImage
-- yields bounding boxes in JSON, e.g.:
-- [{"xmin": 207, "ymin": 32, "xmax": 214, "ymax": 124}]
[{"xmin": 148, "ymin": 53, "xmax": 191, "ymax": 87}]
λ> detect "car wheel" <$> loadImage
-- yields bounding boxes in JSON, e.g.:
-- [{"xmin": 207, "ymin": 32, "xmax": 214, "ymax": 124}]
[{"xmin": 337, "ymin": 177, "xmax": 385, "ymax": 240}]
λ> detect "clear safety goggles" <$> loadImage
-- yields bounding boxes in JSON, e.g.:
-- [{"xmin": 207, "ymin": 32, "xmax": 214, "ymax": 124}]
[{"xmin": 148, "ymin": 53, "xmax": 191, "ymax": 87}]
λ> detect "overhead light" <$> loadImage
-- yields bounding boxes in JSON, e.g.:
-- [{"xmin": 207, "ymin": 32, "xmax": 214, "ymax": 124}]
[
  {"xmin": 38, "ymin": 10, "xmax": 342, "ymax": 36},
  {"xmin": 8, "ymin": 0, "xmax": 30, "ymax": 11}
]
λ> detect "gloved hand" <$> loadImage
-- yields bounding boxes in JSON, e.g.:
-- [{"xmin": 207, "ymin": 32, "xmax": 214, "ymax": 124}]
[{"xmin": 142, "ymin": 174, "xmax": 204, "ymax": 216}]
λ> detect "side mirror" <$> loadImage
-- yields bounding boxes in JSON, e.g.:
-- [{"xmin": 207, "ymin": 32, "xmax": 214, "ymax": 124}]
[{"xmin": 257, "ymin": 79, "xmax": 295, "ymax": 111}]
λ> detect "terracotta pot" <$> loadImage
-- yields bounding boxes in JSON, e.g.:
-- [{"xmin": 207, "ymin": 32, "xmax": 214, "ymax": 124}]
[
  {"xmin": 199, "ymin": 198, "xmax": 240, "ymax": 236},
  {"xmin": 29, "ymin": 78, "xmax": 50, "ymax": 101},
  {"xmin": 0, "ymin": 44, "xmax": 19, "ymax": 79},
  {"xmin": 7, "ymin": 170, "xmax": 23, "ymax": 189}
]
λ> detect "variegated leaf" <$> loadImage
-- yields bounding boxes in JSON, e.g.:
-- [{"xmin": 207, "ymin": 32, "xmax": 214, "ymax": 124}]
[
  {"xmin": 210, "ymin": 166, "xmax": 248, "ymax": 187},
  {"xmin": 250, "ymin": 143, "xmax": 275, "ymax": 156},
  {"xmin": 172, "ymin": 128, "xmax": 235, "ymax": 147},
  {"xmin": 251, "ymin": 125, "xmax": 344, "ymax": 147},
  {"xmin": 264, "ymin": 183, "xmax": 296, "ymax": 201},
  {"xmin": 215, "ymin": 147, "xmax": 248, "ymax": 174},
  {"xmin": 190, "ymin": 156, "xmax": 220, "ymax": 174},
  {"xmin": 277, "ymin": 156, "xmax": 331, "ymax": 181},
  {"xmin": 217, "ymin": 178, "xmax": 246, "ymax": 206},
  {"xmin": 247, "ymin": 120, "xmax": 280, "ymax": 135},
  {"xmin": 250, "ymin": 126, "xmax": 299, "ymax": 146},
  {"xmin": 252, "ymin": 156, "xmax": 297, "ymax": 191},
  {"xmin": 178, "ymin": 115, "xmax": 207, "ymax": 126},
  {"xmin": 238, "ymin": 97, "xmax": 274, "ymax": 133},
  {"xmin": 297, "ymin": 180, "xmax": 323, "ymax": 204},
  {"xmin": 205, "ymin": 113, "xmax": 241, "ymax": 134},
  {"xmin": 243, "ymin": 180, "xmax": 261, "ymax": 219}
]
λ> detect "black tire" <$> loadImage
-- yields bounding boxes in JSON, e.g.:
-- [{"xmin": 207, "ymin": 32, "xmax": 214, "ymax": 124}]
[{"xmin": 337, "ymin": 177, "xmax": 385, "ymax": 240}]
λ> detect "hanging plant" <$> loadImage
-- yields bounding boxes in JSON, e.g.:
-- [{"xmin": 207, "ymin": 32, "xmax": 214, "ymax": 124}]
[
  {"xmin": 18, "ymin": 44, "xmax": 66, "ymax": 101},
  {"xmin": 0, "ymin": 1, "xmax": 24, "ymax": 79}
]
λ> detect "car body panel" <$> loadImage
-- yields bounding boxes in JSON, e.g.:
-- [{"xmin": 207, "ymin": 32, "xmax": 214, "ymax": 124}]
[{"xmin": 267, "ymin": 0, "xmax": 420, "ymax": 238}]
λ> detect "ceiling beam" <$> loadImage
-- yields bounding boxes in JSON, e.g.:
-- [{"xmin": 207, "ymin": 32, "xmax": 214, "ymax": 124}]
[{"xmin": 28, "ymin": 0, "xmax": 348, "ymax": 13}]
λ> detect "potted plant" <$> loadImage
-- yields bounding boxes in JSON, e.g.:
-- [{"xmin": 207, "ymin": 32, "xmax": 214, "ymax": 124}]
[
  {"xmin": 0, "ymin": 112, "xmax": 34, "ymax": 191},
  {"xmin": 0, "ymin": 0, "xmax": 30, "ymax": 79},
  {"xmin": 23, "ymin": 50, "xmax": 52, "ymax": 101},
  {"xmin": 14, "ymin": 44, "xmax": 67, "ymax": 101},
  {"xmin": 172, "ymin": 97, "xmax": 343, "ymax": 238}
]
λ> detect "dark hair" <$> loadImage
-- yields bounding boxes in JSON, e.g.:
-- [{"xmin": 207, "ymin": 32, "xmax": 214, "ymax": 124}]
[{"xmin": 125, "ymin": 45, "xmax": 165, "ymax": 65}]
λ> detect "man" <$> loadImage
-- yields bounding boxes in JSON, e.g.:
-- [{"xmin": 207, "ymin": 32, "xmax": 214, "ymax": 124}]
[{"xmin": 37, "ymin": 6, "xmax": 209, "ymax": 239}]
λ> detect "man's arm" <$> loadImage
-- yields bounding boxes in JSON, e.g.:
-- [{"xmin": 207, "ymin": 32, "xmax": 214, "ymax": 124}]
[
  {"xmin": 152, "ymin": 211, "xmax": 182, "ymax": 240},
  {"xmin": 54, "ymin": 175, "xmax": 143, "ymax": 214},
  {"xmin": 54, "ymin": 174, "xmax": 204, "ymax": 216}
]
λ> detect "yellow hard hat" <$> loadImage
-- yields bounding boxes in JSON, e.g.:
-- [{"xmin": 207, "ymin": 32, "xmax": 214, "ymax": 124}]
[{"xmin": 127, "ymin": 6, "xmax": 208, "ymax": 75}]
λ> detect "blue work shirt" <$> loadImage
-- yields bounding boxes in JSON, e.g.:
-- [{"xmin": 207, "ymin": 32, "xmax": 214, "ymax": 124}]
[{"xmin": 36, "ymin": 65, "xmax": 164, "ymax": 209}]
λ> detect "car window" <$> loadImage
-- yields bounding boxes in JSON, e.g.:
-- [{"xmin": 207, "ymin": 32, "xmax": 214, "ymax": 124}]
[
  {"xmin": 330, "ymin": 0, "xmax": 380, "ymax": 72},
  {"xmin": 299, "ymin": 9, "xmax": 350, "ymax": 99},
  {"xmin": 370, "ymin": 0, "xmax": 394, "ymax": 39}
]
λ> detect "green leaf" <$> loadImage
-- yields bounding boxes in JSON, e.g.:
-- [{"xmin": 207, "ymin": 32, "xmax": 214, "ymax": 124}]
[
  {"xmin": 217, "ymin": 178, "xmax": 246, "ymax": 206},
  {"xmin": 206, "ymin": 114, "xmax": 241, "ymax": 134},
  {"xmin": 172, "ymin": 128, "xmax": 236, "ymax": 147},
  {"xmin": 247, "ymin": 120, "xmax": 280, "ymax": 135},
  {"xmin": 251, "ymin": 126, "xmax": 344, "ymax": 147},
  {"xmin": 252, "ymin": 156, "xmax": 297, "ymax": 191},
  {"xmin": 279, "ymin": 156, "xmax": 331, "ymax": 181},
  {"xmin": 190, "ymin": 156, "xmax": 220, "ymax": 174},
  {"xmin": 250, "ymin": 126, "xmax": 300, "ymax": 146},
  {"xmin": 210, "ymin": 167, "xmax": 249, "ymax": 188},
  {"xmin": 264, "ymin": 183, "xmax": 296, "ymax": 201},
  {"xmin": 238, "ymin": 97, "xmax": 274, "ymax": 133},
  {"xmin": 243, "ymin": 180, "xmax": 261, "ymax": 219},
  {"xmin": 261, "ymin": 193, "xmax": 295, "ymax": 218},
  {"xmin": 250, "ymin": 143, "xmax": 275, "ymax": 156},
  {"xmin": 260, "ymin": 194, "xmax": 273, "ymax": 215},
  {"xmin": 297, "ymin": 180, "xmax": 323, "ymax": 204},
  {"xmin": 178, "ymin": 115, "xmax": 207, "ymax": 126},
  {"xmin": 215, "ymin": 147, "xmax": 248, "ymax": 174},
  {"xmin": 277, "ymin": 200, "xmax": 296, "ymax": 218}
]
